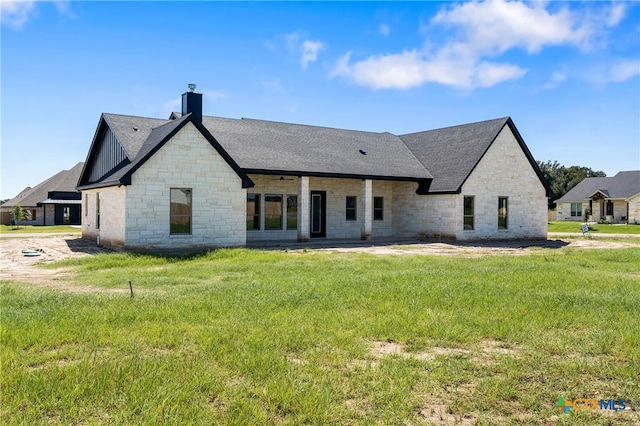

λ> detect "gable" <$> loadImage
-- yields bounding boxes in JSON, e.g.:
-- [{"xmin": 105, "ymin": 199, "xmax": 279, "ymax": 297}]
[{"xmin": 78, "ymin": 114, "xmax": 253, "ymax": 190}]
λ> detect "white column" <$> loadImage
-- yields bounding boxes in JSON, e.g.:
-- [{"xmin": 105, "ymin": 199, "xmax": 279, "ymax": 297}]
[
  {"xmin": 297, "ymin": 176, "xmax": 310, "ymax": 242},
  {"xmin": 361, "ymin": 179, "xmax": 372, "ymax": 240}
]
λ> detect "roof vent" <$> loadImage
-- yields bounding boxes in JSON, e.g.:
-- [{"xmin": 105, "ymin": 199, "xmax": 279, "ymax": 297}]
[{"xmin": 359, "ymin": 149, "xmax": 368, "ymax": 155}]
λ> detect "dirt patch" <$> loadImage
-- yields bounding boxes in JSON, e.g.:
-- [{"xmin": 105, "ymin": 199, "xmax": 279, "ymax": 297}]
[
  {"xmin": 1, "ymin": 235, "xmax": 635, "ymax": 292},
  {"xmin": 0, "ymin": 235, "xmax": 121, "ymax": 293},
  {"xmin": 315, "ymin": 238, "xmax": 637, "ymax": 257}
]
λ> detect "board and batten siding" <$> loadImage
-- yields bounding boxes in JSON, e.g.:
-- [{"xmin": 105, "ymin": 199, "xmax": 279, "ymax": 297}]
[{"xmin": 88, "ymin": 126, "xmax": 127, "ymax": 183}]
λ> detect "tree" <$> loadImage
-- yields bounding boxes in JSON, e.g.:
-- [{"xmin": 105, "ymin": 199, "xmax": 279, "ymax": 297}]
[
  {"xmin": 12, "ymin": 204, "xmax": 25, "ymax": 229},
  {"xmin": 537, "ymin": 160, "xmax": 606, "ymax": 209}
]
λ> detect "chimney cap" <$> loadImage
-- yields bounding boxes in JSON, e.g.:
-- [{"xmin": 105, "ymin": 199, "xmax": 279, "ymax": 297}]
[{"xmin": 187, "ymin": 83, "xmax": 197, "ymax": 93}]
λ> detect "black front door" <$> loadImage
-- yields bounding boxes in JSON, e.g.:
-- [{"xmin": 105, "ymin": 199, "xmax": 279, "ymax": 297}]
[{"xmin": 310, "ymin": 191, "xmax": 326, "ymax": 238}]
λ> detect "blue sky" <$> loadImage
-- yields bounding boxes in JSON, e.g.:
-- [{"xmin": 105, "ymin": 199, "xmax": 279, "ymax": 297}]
[{"xmin": 1, "ymin": 0, "xmax": 639, "ymax": 200}]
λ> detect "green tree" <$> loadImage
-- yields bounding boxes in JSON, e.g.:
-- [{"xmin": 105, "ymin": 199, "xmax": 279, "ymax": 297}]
[
  {"xmin": 537, "ymin": 160, "xmax": 606, "ymax": 209},
  {"xmin": 12, "ymin": 204, "xmax": 25, "ymax": 229}
]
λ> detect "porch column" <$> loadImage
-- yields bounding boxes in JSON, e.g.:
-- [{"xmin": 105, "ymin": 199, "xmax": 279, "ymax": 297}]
[
  {"xmin": 361, "ymin": 179, "xmax": 372, "ymax": 240},
  {"xmin": 297, "ymin": 176, "xmax": 310, "ymax": 242}
]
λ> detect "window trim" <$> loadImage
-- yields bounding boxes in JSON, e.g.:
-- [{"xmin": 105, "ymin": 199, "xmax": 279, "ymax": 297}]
[{"xmin": 170, "ymin": 188, "xmax": 192, "ymax": 235}]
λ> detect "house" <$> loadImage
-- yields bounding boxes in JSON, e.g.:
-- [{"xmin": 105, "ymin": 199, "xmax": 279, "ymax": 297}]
[
  {"xmin": 1, "ymin": 162, "xmax": 84, "ymax": 226},
  {"xmin": 555, "ymin": 171, "xmax": 640, "ymax": 224},
  {"xmin": 76, "ymin": 88, "xmax": 550, "ymax": 250}
]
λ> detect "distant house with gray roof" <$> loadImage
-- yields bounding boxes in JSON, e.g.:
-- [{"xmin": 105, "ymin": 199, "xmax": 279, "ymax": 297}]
[
  {"xmin": 77, "ymin": 87, "xmax": 550, "ymax": 250},
  {"xmin": 1, "ymin": 162, "xmax": 84, "ymax": 226},
  {"xmin": 555, "ymin": 171, "xmax": 640, "ymax": 224}
]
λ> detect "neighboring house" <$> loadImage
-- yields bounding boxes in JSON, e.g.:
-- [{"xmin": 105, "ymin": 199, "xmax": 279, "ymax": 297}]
[
  {"xmin": 76, "ymin": 88, "xmax": 550, "ymax": 250},
  {"xmin": 1, "ymin": 162, "xmax": 84, "ymax": 226},
  {"xmin": 555, "ymin": 171, "xmax": 640, "ymax": 224}
]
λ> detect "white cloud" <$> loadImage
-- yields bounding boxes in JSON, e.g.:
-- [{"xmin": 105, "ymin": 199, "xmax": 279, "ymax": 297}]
[
  {"xmin": 379, "ymin": 23, "xmax": 391, "ymax": 37},
  {"xmin": 1, "ymin": 1, "xmax": 37, "ymax": 29},
  {"xmin": 331, "ymin": 0, "xmax": 625, "ymax": 90},
  {"xmin": 544, "ymin": 69, "xmax": 568, "ymax": 89},
  {"xmin": 300, "ymin": 40, "xmax": 325, "ymax": 70},
  {"xmin": 609, "ymin": 60, "xmax": 640, "ymax": 82},
  {"xmin": 1, "ymin": 0, "xmax": 71, "ymax": 29},
  {"xmin": 280, "ymin": 31, "xmax": 325, "ymax": 70}
]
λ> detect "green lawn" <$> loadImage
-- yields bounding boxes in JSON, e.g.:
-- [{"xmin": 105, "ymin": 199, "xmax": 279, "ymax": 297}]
[
  {"xmin": 0, "ymin": 225, "xmax": 81, "ymax": 235},
  {"xmin": 548, "ymin": 221, "xmax": 640, "ymax": 234},
  {"xmin": 2, "ymin": 248, "xmax": 639, "ymax": 425}
]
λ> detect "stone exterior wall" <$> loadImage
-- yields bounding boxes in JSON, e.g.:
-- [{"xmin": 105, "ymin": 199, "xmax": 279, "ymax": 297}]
[
  {"xmin": 457, "ymin": 126, "xmax": 548, "ymax": 240},
  {"xmin": 123, "ymin": 123, "xmax": 246, "ymax": 250},
  {"xmin": 246, "ymin": 175, "xmax": 394, "ymax": 241},
  {"xmin": 629, "ymin": 194, "xmax": 640, "ymax": 224},
  {"xmin": 392, "ymin": 182, "xmax": 459, "ymax": 239},
  {"xmin": 81, "ymin": 186, "xmax": 126, "ymax": 248},
  {"xmin": 556, "ymin": 202, "xmax": 588, "ymax": 222}
]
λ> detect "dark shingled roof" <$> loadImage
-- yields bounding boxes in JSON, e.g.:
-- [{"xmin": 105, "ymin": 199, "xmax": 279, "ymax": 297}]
[
  {"xmin": 556, "ymin": 171, "xmax": 640, "ymax": 202},
  {"xmin": 2, "ymin": 162, "xmax": 84, "ymax": 208},
  {"xmin": 199, "ymin": 116, "xmax": 432, "ymax": 180},
  {"xmin": 79, "ymin": 111, "xmax": 547, "ymax": 195},
  {"xmin": 400, "ymin": 117, "xmax": 512, "ymax": 193}
]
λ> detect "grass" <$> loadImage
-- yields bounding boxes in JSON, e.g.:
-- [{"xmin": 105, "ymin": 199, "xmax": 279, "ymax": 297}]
[
  {"xmin": 2, "ymin": 247, "xmax": 639, "ymax": 424},
  {"xmin": 548, "ymin": 221, "xmax": 640, "ymax": 234},
  {"xmin": 0, "ymin": 225, "xmax": 81, "ymax": 235}
]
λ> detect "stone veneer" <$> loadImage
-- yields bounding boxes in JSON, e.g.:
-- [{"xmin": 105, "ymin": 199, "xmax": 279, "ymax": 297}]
[
  {"xmin": 392, "ymin": 126, "xmax": 547, "ymax": 240},
  {"xmin": 83, "ymin": 122, "xmax": 246, "ymax": 250}
]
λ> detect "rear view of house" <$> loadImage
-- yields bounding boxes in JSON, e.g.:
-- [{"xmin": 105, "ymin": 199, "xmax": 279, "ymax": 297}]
[
  {"xmin": 555, "ymin": 171, "xmax": 640, "ymax": 224},
  {"xmin": 77, "ymin": 87, "xmax": 550, "ymax": 250}
]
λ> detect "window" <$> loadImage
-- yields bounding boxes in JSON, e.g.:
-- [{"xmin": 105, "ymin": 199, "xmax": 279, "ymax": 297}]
[
  {"xmin": 265, "ymin": 194, "xmax": 282, "ymax": 230},
  {"xmin": 570, "ymin": 203, "xmax": 582, "ymax": 217},
  {"xmin": 85, "ymin": 194, "xmax": 88, "ymax": 216},
  {"xmin": 63, "ymin": 207, "xmax": 71, "ymax": 225},
  {"xmin": 246, "ymin": 193, "xmax": 260, "ymax": 230},
  {"xmin": 346, "ymin": 196, "xmax": 357, "ymax": 221},
  {"xmin": 464, "ymin": 196, "xmax": 474, "ymax": 230},
  {"xmin": 286, "ymin": 195, "xmax": 297, "ymax": 230},
  {"xmin": 96, "ymin": 193, "xmax": 100, "ymax": 229},
  {"xmin": 25, "ymin": 209, "xmax": 36, "ymax": 221},
  {"xmin": 170, "ymin": 188, "xmax": 192, "ymax": 234},
  {"xmin": 606, "ymin": 201, "xmax": 613, "ymax": 216},
  {"xmin": 498, "ymin": 197, "xmax": 508, "ymax": 229},
  {"xmin": 373, "ymin": 197, "xmax": 384, "ymax": 220}
]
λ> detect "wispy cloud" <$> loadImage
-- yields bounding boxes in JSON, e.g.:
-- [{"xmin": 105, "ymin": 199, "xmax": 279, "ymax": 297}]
[
  {"xmin": 300, "ymin": 40, "xmax": 325, "ymax": 70},
  {"xmin": 331, "ymin": 0, "xmax": 629, "ymax": 90},
  {"xmin": 1, "ymin": 0, "xmax": 72, "ymax": 29},
  {"xmin": 379, "ymin": 23, "xmax": 391, "ymax": 37},
  {"xmin": 280, "ymin": 30, "xmax": 325, "ymax": 70},
  {"xmin": 609, "ymin": 59, "xmax": 640, "ymax": 82},
  {"xmin": 1, "ymin": 1, "xmax": 37, "ymax": 29}
]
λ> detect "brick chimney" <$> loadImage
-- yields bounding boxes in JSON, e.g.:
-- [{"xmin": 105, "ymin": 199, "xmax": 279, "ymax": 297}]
[{"xmin": 182, "ymin": 83, "xmax": 202, "ymax": 123}]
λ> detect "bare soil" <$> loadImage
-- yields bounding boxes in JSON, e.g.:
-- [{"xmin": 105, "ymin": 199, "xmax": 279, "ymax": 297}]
[{"xmin": 0, "ymin": 235, "xmax": 635, "ymax": 292}]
